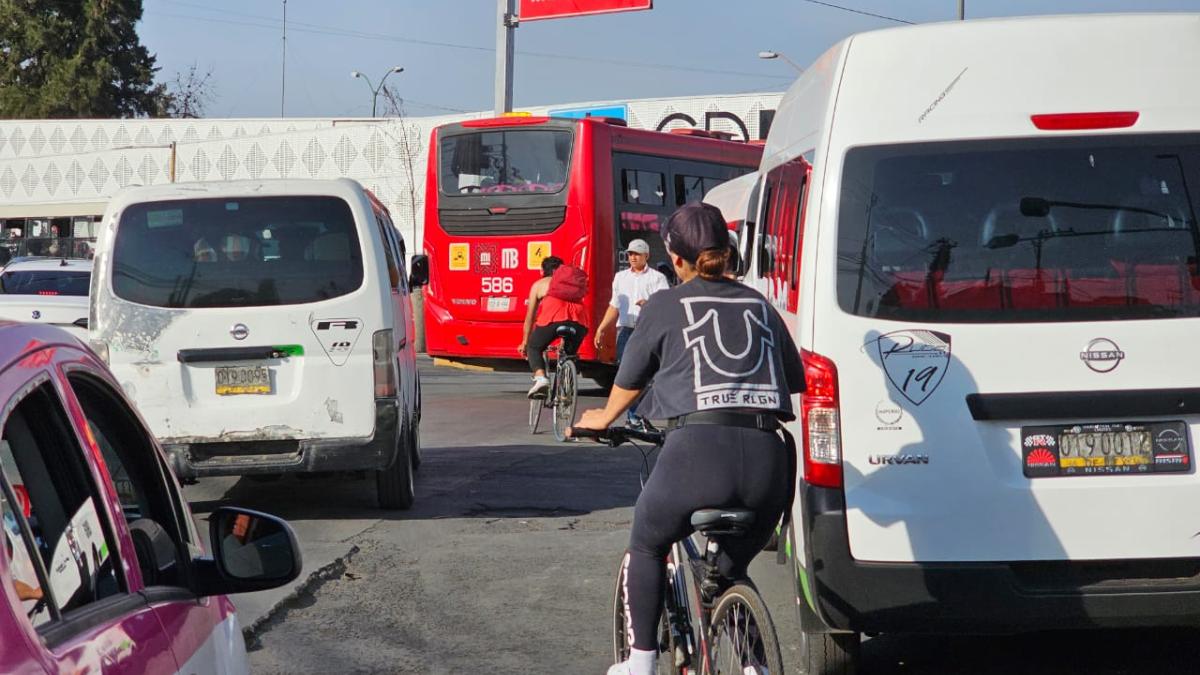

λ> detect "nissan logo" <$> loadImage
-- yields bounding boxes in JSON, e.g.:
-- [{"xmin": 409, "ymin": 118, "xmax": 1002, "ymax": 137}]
[
  {"xmin": 1080, "ymin": 338, "xmax": 1124, "ymax": 373},
  {"xmin": 230, "ymin": 323, "xmax": 249, "ymax": 341}
]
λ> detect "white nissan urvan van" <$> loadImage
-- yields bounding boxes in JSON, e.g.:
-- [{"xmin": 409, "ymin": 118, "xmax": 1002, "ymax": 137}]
[
  {"xmin": 89, "ymin": 179, "xmax": 428, "ymax": 509},
  {"xmin": 733, "ymin": 13, "xmax": 1200, "ymax": 673}
]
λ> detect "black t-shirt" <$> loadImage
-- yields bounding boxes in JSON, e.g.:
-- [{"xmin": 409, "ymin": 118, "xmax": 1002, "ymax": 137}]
[{"xmin": 614, "ymin": 277, "xmax": 805, "ymax": 420}]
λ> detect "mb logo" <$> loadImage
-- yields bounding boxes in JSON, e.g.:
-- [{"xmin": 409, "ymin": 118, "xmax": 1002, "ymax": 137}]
[{"xmin": 681, "ymin": 297, "xmax": 779, "ymax": 410}]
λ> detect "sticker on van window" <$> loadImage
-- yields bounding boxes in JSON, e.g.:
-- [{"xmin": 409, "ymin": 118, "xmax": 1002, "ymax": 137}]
[
  {"xmin": 874, "ymin": 330, "xmax": 951, "ymax": 406},
  {"xmin": 311, "ymin": 318, "xmax": 364, "ymax": 366}
]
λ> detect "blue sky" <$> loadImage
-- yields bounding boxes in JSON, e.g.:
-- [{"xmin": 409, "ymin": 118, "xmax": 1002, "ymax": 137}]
[{"xmin": 139, "ymin": 0, "xmax": 1197, "ymax": 118}]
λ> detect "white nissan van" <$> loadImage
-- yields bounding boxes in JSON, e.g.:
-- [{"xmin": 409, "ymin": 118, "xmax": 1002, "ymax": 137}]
[
  {"xmin": 736, "ymin": 13, "xmax": 1200, "ymax": 673},
  {"xmin": 89, "ymin": 179, "xmax": 428, "ymax": 509}
]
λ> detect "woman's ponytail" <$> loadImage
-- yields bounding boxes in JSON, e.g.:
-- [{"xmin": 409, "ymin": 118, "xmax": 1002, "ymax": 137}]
[{"xmin": 695, "ymin": 247, "xmax": 729, "ymax": 280}]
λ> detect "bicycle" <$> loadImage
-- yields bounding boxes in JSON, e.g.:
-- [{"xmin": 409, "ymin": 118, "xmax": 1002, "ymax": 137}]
[
  {"xmin": 527, "ymin": 324, "xmax": 581, "ymax": 442},
  {"xmin": 572, "ymin": 425, "xmax": 785, "ymax": 675}
]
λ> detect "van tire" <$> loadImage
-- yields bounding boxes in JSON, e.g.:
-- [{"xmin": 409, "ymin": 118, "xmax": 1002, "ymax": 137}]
[
  {"xmin": 376, "ymin": 424, "xmax": 415, "ymax": 510},
  {"xmin": 410, "ymin": 415, "xmax": 423, "ymax": 471},
  {"xmin": 790, "ymin": 526, "xmax": 860, "ymax": 674},
  {"xmin": 800, "ymin": 631, "xmax": 859, "ymax": 675}
]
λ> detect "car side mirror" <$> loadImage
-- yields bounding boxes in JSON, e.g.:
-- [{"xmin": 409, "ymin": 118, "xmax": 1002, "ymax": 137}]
[
  {"xmin": 193, "ymin": 507, "xmax": 302, "ymax": 596},
  {"xmin": 409, "ymin": 254, "xmax": 430, "ymax": 288}
]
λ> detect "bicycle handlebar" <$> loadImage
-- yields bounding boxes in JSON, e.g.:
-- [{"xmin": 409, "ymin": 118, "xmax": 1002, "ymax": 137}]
[{"xmin": 570, "ymin": 426, "xmax": 665, "ymax": 447}]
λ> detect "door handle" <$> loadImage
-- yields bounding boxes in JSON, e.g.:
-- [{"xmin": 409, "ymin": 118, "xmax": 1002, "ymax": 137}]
[{"xmin": 397, "ymin": 337, "xmax": 408, "ymax": 350}]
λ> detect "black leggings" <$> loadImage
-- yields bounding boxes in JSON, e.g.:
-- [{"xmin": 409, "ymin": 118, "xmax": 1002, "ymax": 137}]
[
  {"xmin": 620, "ymin": 424, "xmax": 789, "ymax": 651},
  {"xmin": 526, "ymin": 321, "xmax": 586, "ymax": 373}
]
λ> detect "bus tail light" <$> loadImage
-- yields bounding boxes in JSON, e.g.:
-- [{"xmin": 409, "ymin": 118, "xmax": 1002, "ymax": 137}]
[
  {"xmin": 801, "ymin": 349, "xmax": 842, "ymax": 489},
  {"xmin": 372, "ymin": 330, "xmax": 396, "ymax": 398}
]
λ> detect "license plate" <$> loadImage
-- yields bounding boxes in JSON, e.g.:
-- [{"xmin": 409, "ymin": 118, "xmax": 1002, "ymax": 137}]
[
  {"xmin": 1022, "ymin": 421, "xmax": 1190, "ymax": 478},
  {"xmin": 486, "ymin": 297, "xmax": 511, "ymax": 312},
  {"xmin": 214, "ymin": 366, "xmax": 271, "ymax": 395}
]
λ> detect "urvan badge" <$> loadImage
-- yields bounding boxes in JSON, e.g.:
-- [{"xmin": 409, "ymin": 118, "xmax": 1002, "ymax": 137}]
[{"xmin": 311, "ymin": 318, "xmax": 364, "ymax": 367}]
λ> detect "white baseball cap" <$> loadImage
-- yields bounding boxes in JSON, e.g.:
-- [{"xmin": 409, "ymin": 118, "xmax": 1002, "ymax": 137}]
[{"xmin": 625, "ymin": 239, "xmax": 650, "ymax": 255}]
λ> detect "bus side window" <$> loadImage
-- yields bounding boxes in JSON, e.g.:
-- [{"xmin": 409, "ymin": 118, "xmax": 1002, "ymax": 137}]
[{"xmin": 788, "ymin": 166, "xmax": 811, "ymax": 312}]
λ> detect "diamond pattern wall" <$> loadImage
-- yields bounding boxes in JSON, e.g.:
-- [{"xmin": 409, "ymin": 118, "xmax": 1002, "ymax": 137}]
[{"xmin": 0, "ymin": 94, "xmax": 783, "ymax": 249}]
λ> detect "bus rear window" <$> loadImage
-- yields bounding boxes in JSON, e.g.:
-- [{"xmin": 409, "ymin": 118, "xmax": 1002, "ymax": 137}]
[
  {"xmin": 440, "ymin": 130, "xmax": 572, "ymax": 196},
  {"xmin": 112, "ymin": 196, "xmax": 363, "ymax": 308},
  {"xmin": 837, "ymin": 134, "xmax": 1200, "ymax": 323}
]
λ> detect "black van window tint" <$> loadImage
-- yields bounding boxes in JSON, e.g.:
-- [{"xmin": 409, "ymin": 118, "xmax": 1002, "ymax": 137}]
[
  {"xmin": 838, "ymin": 134, "xmax": 1200, "ymax": 323},
  {"xmin": 113, "ymin": 196, "xmax": 364, "ymax": 308}
]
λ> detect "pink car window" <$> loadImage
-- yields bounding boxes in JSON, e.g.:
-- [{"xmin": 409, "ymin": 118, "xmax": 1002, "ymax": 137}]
[{"xmin": 0, "ymin": 382, "xmax": 124, "ymax": 627}]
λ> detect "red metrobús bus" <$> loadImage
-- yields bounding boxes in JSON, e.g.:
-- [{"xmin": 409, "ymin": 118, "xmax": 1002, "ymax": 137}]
[{"xmin": 422, "ymin": 115, "xmax": 763, "ymax": 379}]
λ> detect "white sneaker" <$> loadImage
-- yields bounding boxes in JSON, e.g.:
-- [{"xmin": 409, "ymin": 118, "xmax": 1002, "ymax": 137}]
[
  {"xmin": 607, "ymin": 648, "xmax": 656, "ymax": 675},
  {"xmin": 527, "ymin": 376, "xmax": 550, "ymax": 399},
  {"xmin": 606, "ymin": 662, "xmax": 632, "ymax": 675}
]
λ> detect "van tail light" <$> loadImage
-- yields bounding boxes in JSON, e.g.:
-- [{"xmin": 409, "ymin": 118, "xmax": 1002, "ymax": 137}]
[
  {"xmin": 1030, "ymin": 111, "xmax": 1139, "ymax": 131},
  {"xmin": 88, "ymin": 339, "xmax": 110, "ymax": 365},
  {"xmin": 801, "ymin": 349, "xmax": 843, "ymax": 489},
  {"xmin": 372, "ymin": 330, "xmax": 396, "ymax": 398}
]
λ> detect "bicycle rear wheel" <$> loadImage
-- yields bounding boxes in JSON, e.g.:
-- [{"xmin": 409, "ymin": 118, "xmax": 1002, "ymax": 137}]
[
  {"xmin": 552, "ymin": 358, "xmax": 578, "ymax": 442},
  {"xmin": 709, "ymin": 583, "xmax": 784, "ymax": 675}
]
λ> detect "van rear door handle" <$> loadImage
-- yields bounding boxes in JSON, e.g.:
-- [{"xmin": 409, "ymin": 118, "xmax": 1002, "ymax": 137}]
[
  {"xmin": 178, "ymin": 346, "xmax": 290, "ymax": 363},
  {"xmin": 397, "ymin": 337, "xmax": 408, "ymax": 350}
]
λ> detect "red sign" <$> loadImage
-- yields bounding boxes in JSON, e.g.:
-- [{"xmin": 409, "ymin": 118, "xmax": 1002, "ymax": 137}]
[{"xmin": 519, "ymin": 0, "xmax": 652, "ymax": 21}]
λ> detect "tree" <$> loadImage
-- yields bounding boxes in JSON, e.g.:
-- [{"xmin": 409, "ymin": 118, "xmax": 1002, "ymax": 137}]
[
  {"xmin": 379, "ymin": 84, "xmax": 426, "ymax": 250},
  {"xmin": 0, "ymin": 0, "xmax": 166, "ymax": 118},
  {"xmin": 160, "ymin": 64, "xmax": 214, "ymax": 119}
]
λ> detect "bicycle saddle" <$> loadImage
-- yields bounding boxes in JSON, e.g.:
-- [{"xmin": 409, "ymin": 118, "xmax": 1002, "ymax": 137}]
[
  {"xmin": 690, "ymin": 509, "xmax": 755, "ymax": 537},
  {"xmin": 555, "ymin": 325, "xmax": 579, "ymax": 338}
]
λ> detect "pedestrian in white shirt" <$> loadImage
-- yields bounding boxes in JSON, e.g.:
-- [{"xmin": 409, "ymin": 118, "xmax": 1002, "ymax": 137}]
[{"xmin": 594, "ymin": 239, "xmax": 669, "ymax": 426}]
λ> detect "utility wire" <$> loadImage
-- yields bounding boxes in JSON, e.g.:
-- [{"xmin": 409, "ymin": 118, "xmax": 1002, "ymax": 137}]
[
  {"xmin": 152, "ymin": 2, "xmax": 793, "ymax": 81},
  {"xmin": 798, "ymin": 0, "xmax": 914, "ymax": 24}
]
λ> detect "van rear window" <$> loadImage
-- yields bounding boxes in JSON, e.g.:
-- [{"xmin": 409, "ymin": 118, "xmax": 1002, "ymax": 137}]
[
  {"xmin": 837, "ymin": 134, "xmax": 1200, "ymax": 322},
  {"xmin": 113, "ymin": 196, "xmax": 363, "ymax": 308}
]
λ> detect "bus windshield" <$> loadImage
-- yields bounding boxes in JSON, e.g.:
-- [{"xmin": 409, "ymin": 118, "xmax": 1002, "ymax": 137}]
[{"xmin": 439, "ymin": 129, "xmax": 572, "ymax": 196}]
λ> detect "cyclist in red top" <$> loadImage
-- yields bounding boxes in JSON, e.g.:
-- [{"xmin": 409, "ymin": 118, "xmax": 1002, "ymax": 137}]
[{"xmin": 518, "ymin": 256, "xmax": 588, "ymax": 398}]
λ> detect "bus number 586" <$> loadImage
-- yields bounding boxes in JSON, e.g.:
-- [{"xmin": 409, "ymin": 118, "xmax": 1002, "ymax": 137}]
[{"xmin": 482, "ymin": 277, "xmax": 513, "ymax": 294}]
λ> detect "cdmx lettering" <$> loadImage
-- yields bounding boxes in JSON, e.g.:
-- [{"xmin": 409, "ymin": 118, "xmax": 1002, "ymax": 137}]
[{"xmin": 654, "ymin": 109, "xmax": 777, "ymax": 142}]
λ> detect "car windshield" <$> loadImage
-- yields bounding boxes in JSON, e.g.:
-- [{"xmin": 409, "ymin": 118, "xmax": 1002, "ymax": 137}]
[
  {"xmin": 0, "ymin": 269, "xmax": 90, "ymax": 296},
  {"xmin": 112, "ymin": 196, "xmax": 363, "ymax": 309},
  {"xmin": 439, "ymin": 129, "xmax": 572, "ymax": 196},
  {"xmin": 837, "ymin": 133, "xmax": 1200, "ymax": 322}
]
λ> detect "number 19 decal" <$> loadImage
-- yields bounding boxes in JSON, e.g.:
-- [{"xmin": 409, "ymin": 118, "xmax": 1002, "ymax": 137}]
[{"xmin": 875, "ymin": 329, "xmax": 951, "ymax": 406}]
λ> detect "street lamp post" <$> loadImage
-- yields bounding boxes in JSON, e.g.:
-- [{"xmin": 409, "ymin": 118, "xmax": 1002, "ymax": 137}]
[
  {"xmin": 351, "ymin": 66, "xmax": 405, "ymax": 118},
  {"xmin": 757, "ymin": 50, "xmax": 804, "ymax": 74}
]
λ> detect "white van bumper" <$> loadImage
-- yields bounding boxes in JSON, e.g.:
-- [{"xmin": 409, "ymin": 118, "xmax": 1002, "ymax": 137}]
[
  {"xmin": 798, "ymin": 483, "xmax": 1200, "ymax": 635},
  {"xmin": 162, "ymin": 399, "xmax": 400, "ymax": 480}
]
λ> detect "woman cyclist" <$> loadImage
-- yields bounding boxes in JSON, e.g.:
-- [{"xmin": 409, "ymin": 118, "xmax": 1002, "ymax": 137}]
[{"xmin": 573, "ymin": 203, "xmax": 805, "ymax": 675}]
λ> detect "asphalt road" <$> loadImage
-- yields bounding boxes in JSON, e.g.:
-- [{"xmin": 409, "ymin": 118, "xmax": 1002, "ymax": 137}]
[{"xmin": 185, "ymin": 359, "xmax": 1200, "ymax": 674}]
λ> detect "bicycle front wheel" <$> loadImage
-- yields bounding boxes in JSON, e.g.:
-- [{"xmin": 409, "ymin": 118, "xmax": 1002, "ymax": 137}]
[
  {"xmin": 528, "ymin": 396, "xmax": 543, "ymax": 434},
  {"xmin": 709, "ymin": 583, "xmax": 785, "ymax": 675},
  {"xmin": 552, "ymin": 358, "xmax": 578, "ymax": 442}
]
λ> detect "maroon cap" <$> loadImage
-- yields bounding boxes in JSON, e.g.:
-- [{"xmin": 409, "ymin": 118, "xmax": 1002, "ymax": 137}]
[{"xmin": 661, "ymin": 202, "xmax": 727, "ymax": 264}]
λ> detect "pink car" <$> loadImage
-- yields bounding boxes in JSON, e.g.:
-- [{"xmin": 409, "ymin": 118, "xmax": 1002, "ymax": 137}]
[{"xmin": 0, "ymin": 322, "xmax": 301, "ymax": 674}]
